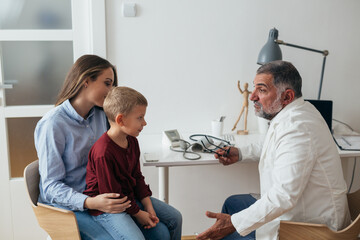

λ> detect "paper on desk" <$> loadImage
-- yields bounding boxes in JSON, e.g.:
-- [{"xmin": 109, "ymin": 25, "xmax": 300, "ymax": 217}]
[
  {"xmin": 143, "ymin": 152, "xmax": 159, "ymax": 162},
  {"xmin": 334, "ymin": 135, "xmax": 360, "ymax": 151}
]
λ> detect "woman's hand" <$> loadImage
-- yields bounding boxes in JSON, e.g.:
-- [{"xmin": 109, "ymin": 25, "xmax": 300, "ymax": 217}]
[
  {"xmin": 84, "ymin": 193, "xmax": 131, "ymax": 213},
  {"xmin": 215, "ymin": 147, "xmax": 239, "ymax": 166}
]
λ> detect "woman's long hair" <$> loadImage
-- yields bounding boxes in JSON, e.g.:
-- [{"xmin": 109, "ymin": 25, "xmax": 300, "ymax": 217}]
[{"xmin": 55, "ymin": 55, "xmax": 118, "ymax": 106}]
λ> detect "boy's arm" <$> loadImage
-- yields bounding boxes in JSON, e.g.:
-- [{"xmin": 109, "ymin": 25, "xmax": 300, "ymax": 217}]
[
  {"xmin": 132, "ymin": 139, "xmax": 152, "ymax": 200},
  {"xmin": 141, "ymin": 196, "xmax": 154, "ymax": 213},
  {"xmin": 133, "ymin": 160, "xmax": 152, "ymax": 200}
]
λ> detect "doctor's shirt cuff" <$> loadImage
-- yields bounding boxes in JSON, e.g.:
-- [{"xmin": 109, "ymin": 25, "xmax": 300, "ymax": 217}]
[{"xmin": 237, "ymin": 147, "xmax": 243, "ymax": 161}]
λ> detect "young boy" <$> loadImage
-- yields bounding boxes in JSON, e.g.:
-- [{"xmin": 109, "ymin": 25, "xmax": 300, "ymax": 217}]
[{"xmin": 84, "ymin": 87, "xmax": 182, "ymax": 240}]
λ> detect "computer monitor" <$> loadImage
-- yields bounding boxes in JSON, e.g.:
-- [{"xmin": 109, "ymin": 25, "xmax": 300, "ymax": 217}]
[{"xmin": 305, "ymin": 99, "xmax": 333, "ymax": 131}]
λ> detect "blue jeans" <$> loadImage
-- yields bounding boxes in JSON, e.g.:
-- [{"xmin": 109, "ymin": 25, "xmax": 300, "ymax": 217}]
[
  {"xmin": 221, "ymin": 194, "xmax": 257, "ymax": 240},
  {"xmin": 74, "ymin": 210, "xmax": 114, "ymax": 240},
  {"xmin": 93, "ymin": 197, "xmax": 182, "ymax": 240},
  {"xmin": 93, "ymin": 212, "xmax": 145, "ymax": 240}
]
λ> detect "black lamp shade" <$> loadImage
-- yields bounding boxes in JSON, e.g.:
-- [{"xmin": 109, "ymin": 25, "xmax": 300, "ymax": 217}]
[{"xmin": 257, "ymin": 28, "xmax": 282, "ymax": 65}]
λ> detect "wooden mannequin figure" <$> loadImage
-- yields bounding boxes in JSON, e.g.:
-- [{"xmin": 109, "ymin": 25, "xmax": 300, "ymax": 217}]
[{"xmin": 232, "ymin": 81, "xmax": 251, "ymax": 135}]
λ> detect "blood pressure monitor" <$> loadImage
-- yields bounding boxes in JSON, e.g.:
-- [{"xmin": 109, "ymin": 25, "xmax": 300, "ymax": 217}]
[{"xmin": 162, "ymin": 129, "xmax": 181, "ymax": 147}]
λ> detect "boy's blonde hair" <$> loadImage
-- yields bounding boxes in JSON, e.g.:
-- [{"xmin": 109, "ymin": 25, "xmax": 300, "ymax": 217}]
[{"xmin": 103, "ymin": 86, "xmax": 148, "ymax": 122}]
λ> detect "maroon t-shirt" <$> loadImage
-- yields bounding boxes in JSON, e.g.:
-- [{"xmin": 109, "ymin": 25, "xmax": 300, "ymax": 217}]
[{"xmin": 84, "ymin": 132, "xmax": 152, "ymax": 216}]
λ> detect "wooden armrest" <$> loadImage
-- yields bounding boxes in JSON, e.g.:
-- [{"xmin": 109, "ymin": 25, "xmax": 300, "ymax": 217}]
[
  {"xmin": 280, "ymin": 214, "xmax": 360, "ymax": 240},
  {"xmin": 279, "ymin": 220, "xmax": 338, "ymax": 240},
  {"xmin": 280, "ymin": 220, "xmax": 329, "ymax": 228},
  {"xmin": 32, "ymin": 203, "xmax": 80, "ymax": 240},
  {"xmin": 37, "ymin": 202, "xmax": 74, "ymax": 214}
]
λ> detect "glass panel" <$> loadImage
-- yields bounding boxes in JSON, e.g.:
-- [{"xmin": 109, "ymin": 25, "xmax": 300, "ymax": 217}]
[
  {"xmin": 1, "ymin": 41, "xmax": 73, "ymax": 106},
  {"xmin": 7, "ymin": 117, "xmax": 41, "ymax": 178},
  {"xmin": 0, "ymin": 0, "xmax": 72, "ymax": 29}
]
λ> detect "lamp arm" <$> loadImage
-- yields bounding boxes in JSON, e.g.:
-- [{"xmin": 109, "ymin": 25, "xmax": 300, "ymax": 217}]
[
  {"xmin": 276, "ymin": 39, "xmax": 328, "ymax": 100},
  {"xmin": 275, "ymin": 40, "xmax": 329, "ymax": 56},
  {"xmin": 318, "ymin": 56, "xmax": 327, "ymax": 100}
]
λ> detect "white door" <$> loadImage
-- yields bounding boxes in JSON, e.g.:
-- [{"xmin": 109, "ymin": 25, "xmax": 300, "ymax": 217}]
[{"xmin": 0, "ymin": 0, "xmax": 106, "ymax": 239}]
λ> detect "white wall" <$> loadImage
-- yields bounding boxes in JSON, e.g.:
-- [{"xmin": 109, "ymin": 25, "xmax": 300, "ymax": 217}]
[{"xmin": 105, "ymin": 0, "xmax": 360, "ymax": 235}]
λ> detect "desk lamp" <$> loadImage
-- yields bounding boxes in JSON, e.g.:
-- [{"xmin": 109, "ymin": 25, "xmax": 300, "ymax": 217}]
[{"xmin": 257, "ymin": 28, "xmax": 329, "ymax": 100}]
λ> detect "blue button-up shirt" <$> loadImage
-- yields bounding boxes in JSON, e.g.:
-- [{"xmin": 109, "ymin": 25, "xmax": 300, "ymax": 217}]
[{"xmin": 34, "ymin": 100, "xmax": 108, "ymax": 211}]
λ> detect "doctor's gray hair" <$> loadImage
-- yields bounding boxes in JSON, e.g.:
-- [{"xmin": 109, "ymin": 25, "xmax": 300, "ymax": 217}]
[{"xmin": 257, "ymin": 60, "xmax": 302, "ymax": 98}]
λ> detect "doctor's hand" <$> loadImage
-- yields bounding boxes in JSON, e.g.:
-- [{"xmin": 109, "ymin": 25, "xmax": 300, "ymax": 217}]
[
  {"xmin": 197, "ymin": 211, "xmax": 236, "ymax": 240},
  {"xmin": 84, "ymin": 194, "xmax": 131, "ymax": 213},
  {"xmin": 215, "ymin": 147, "xmax": 239, "ymax": 166}
]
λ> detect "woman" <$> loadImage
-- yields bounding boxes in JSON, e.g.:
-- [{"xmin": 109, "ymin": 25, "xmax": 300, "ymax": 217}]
[{"xmin": 35, "ymin": 55, "xmax": 130, "ymax": 239}]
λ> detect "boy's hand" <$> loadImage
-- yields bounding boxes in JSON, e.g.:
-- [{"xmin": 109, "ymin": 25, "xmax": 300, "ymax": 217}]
[
  {"xmin": 142, "ymin": 197, "xmax": 159, "ymax": 224},
  {"xmin": 145, "ymin": 207, "xmax": 159, "ymax": 224},
  {"xmin": 84, "ymin": 194, "xmax": 131, "ymax": 213},
  {"xmin": 134, "ymin": 210, "xmax": 158, "ymax": 229}
]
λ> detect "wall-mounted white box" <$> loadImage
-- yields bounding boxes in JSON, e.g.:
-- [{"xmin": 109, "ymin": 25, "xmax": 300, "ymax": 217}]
[{"xmin": 123, "ymin": 3, "xmax": 137, "ymax": 17}]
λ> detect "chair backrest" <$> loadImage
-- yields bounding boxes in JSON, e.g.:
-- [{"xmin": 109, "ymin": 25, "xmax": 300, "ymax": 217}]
[
  {"xmin": 279, "ymin": 189, "xmax": 360, "ymax": 240},
  {"xmin": 347, "ymin": 189, "xmax": 360, "ymax": 221},
  {"xmin": 24, "ymin": 160, "xmax": 81, "ymax": 240},
  {"xmin": 24, "ymin": 160, "xmax": 40, "ymax": 207}
]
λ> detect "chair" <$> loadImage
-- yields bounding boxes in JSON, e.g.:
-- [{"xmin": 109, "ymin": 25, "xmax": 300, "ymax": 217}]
[
  {"xmin": 279, "ymin": 189, "xmax": 360, "ymax": 240},
  {"xmin": 24, "ymin": 160, "xmax": 81, "ymax": 240},
  {"xmin": 25, "ymin": 160, "xmax": 199, "ymax": 240}
]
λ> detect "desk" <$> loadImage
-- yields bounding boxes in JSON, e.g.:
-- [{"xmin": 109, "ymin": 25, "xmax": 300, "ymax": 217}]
[
  {"xmin": 139, "ymin": 133, "xmax": 264, "ymax": 203},
  {"xmin": 138, "ymin": 133, "xmax": 360, "ymax": 203}
]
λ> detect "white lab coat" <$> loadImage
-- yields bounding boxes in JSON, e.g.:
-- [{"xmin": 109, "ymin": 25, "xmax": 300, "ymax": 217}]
[{"xmin": 232, "ymin": 97, "xmax": 351, "ymax": 240}]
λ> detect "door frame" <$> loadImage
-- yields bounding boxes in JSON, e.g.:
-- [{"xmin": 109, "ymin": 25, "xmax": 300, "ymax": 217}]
[{"xmin": 0, "ymin": 0, "xmax": 106, "ymax": 239}]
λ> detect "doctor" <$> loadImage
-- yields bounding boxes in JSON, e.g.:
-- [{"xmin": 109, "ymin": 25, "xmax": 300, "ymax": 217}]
[{"xmin": 197, "ymin": 61, "xmax": 350, "ymax": 240}]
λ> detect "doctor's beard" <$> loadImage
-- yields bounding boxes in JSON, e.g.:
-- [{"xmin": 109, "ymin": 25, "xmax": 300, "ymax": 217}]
[{"xmin": 254, "ymin": 92, "xmax": 284, "ymax": 120}]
